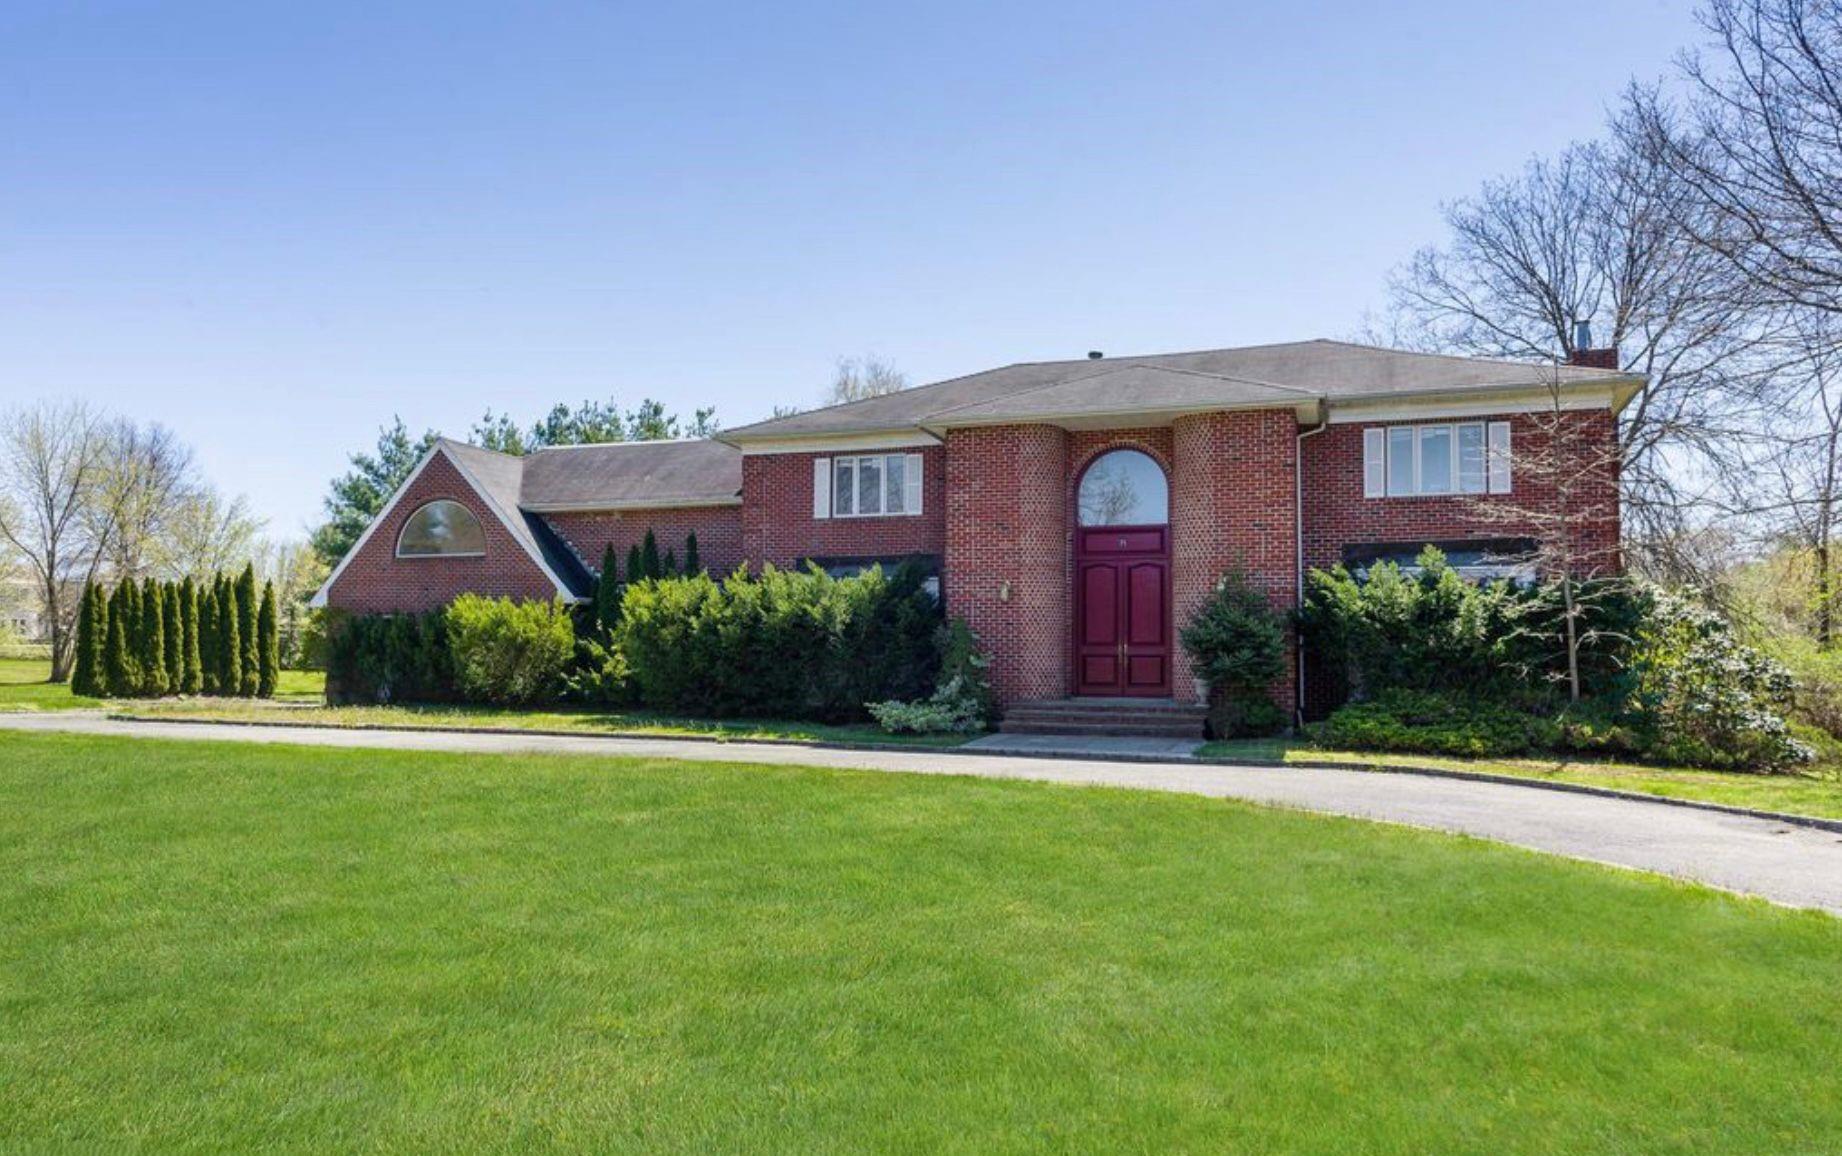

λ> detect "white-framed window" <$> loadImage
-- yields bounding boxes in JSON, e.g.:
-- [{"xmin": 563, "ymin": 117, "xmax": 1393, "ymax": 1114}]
[
  {"xmin": 1363, "ymin": 421, "xmax": 1511, "ymax": 498},
  {"xmin": 812, "ymin": 453, "xmax": 924, "ymax": 518}
]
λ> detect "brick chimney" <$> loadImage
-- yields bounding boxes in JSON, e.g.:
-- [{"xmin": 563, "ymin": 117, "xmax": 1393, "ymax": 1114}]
[{"xmin": 1568, "ymin": 319, "xmax": 1619, "ymax": 370}]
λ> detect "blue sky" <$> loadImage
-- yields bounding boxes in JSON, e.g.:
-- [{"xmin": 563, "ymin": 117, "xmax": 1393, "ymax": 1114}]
[{"xmin": 0, "ymin": 0, "xmax": 1699, "ymax": 538}]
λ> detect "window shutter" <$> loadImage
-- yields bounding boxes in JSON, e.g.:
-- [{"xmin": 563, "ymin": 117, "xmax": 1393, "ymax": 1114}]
[
  {"xmin": 1487, "ymin": 422, "xmax": 1512, "ymax": 493},
  {"xmin": 812, "ymin": 457, "xmax": 832, "ymax": 518},
  {"xmin": 904, "ymin": 453, "xmax": 923, "ymax": 514},
  {"xmin": 1362, "ymin": 429, "xmax": 1386, "ymax": 498}
]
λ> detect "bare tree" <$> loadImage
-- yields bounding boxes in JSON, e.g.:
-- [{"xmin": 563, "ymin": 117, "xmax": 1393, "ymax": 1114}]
[
  {"xmin": 90, "ymin": 420, "xmax": 199, "ymax": 581},
  {"xmin": 154, "ymin": 486, "xmax": 265, "ymax": 578},
  {"xmin": 1631, "ymin": 0, "xmax": 1842, "ymax": 320},
  {"xmin": 1749, "ymin": 314, "xmax": 1842, "ymax": 644},
  {"xmin": 1467, "ymin": 369, "xmax": 1629, "ymax": 702},
  {"xmin": 0, "ymin": 402, "xmax": 117, "ymax": 680},
  {"xmin": 828, "ymin": 355, "xmax": 908, "ymax": 405},
  {"xmin": 1388, "ymin": 135, "xmax": 1774, "ymax": 589}
]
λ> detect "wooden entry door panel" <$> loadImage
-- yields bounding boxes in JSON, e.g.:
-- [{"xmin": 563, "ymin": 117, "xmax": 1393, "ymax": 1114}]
[{"xmin": 1074, "ymin": 527, "xmax": 1170, "ymax": 696}]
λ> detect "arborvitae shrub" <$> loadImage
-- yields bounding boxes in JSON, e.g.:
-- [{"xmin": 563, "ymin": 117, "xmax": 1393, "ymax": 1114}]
[
  {"xmin": 217, "ymin": 579, "xmax": 241, "ymax": 697},
  {"xmin": 683, "ymin": 533, "xmax": 700, "ymax": 576},
  {"xmin": 257, "ymin": 581, "xmax": 280, "ymax": 698},
  {"xmin": 324, "ymin": 610, "xmax": 454, "ymax": 704},
  {"xmin": 104, "ymin": 584, "xmax": 135, "ymax": 697},
  {"xmin": 626, "ymin": 544, "xmax": 643, "ymax": 587},
  {"xmin": 70, "ymin": 584, "xmax": 102, "ymax": 696},
  {"xmin": 640, "ymin": 530, "xmax": 660, "ymax": 582},
  {"xmin": 236, "ymin": 565, "xmax": 259, "ymax": 697},
  {"xmin": 197, "ymin": 580, "xmax": 219, "ymax": 695},
  {"xmin": 138, "ymin": 577, "xmax": 168, "ymax": 697},
  {"xmin": 596, "ymin": 545, "xmax": 622, "ymax": 632},
  {"xmin": 162, "ymin": 582, "xmax": 184, "ymax": 692},
  {"xmin": 179, "ymin": 577, "xmax": 204, "ymax": 695}
]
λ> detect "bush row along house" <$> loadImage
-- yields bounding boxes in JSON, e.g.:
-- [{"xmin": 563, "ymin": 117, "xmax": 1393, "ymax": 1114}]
[{"xmin": 313, "ymin": 338, "xmax": 1636, "ymax": 725}]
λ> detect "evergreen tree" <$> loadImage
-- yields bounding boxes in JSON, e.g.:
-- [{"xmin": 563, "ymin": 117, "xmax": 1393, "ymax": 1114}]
[
  {"xmin": 640, "ymin": 529, "xmax": 660, "ymax": 582},
  {"xmin": 162, "ymin": 582, "xmax": 184, "ymax": 692},
  {"xmin": 138, "ymin": 577, "xmax": 168, "ymax": 696},
  {"xmin": 257, "ymin": 581, "xmax": 280, "ymax": 698},
  {"xmin": 627, "ymin": 544, "xmax": 644, "ymax": 586},
  {"xmin": 217, "ymin": 579, "xmax": 241, "ymax": 697},
  {"xmin": 236, "ymin": 564, "xmax": 259, "ymax": 696},
  {"xmin": 179, "ymin": 577, "xmax": 204, "ymax": 695},
  {"xmin": 104, "ymin": 584, "xmax": 135, "ymax": 697},
  {"xmin": 662, "ymin": 547, "xmax": 677, "ymax": 577},
  {"xmin": 120, "ymin": 580, "xmax": 144, "ymax": 694},
  {"xmin": 683, "ymin": 533, "xmax": 700, "ymax": 576},
  {"xmin": 596, "ymin": 545, "xmax": 622, "ymax": 631},
  {"xmin": 70, "ymin": 584, "xmax": 100, "ymax": 696},
  {"xmin": 197, "ymin": 579, "xmax": 219, "ymax": 695}
]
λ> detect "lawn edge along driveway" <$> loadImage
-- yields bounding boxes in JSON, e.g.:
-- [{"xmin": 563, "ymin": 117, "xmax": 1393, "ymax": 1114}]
[
  {"xmin": 5, "ymin": 712, "xmax": 1842, "ymax": 916},
  {"xmin": 103, "ymin": 708, "xmax": 1842, "ymax": 837}
]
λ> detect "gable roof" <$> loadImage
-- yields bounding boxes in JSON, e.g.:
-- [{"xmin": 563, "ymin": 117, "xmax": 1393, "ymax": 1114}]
[{"xmin": 722, "ymin": 339, "xmax": 1643, "ymax": 442}]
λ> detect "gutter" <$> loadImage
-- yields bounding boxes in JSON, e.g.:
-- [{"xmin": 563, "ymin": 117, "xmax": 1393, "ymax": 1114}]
[{"xmin": 1294, "ymin": 413, "xmax": 1330, "ymax": 729}]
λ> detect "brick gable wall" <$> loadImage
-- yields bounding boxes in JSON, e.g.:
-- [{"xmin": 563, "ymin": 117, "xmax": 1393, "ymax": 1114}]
[
  {"xmin": 321, "ymin": 452, "xmax": 561, "ymax": 614},
  {"xmin": 741, "ymin": 446, "xmax": 946, "ymax": 568},
  {"xmin": 541, "ymin": 507, "xmax": 744, "ymax": 579}
]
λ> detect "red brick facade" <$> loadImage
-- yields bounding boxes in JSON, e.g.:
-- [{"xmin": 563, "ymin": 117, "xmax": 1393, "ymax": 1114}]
[
  {"xmin": 321, "ymin": 453, "xmax": 561, "ymax": 614},
  {"xmin": 1169, "ymin": 411, "xmax": 1300, "ymax": 709},
  {"xmin": 741, "ymin": 446, "xmax": 946, "ymax": 568},
  {"xmin": 1300, "ymin": 410, "xmax": 1621, "ymax": 574},
  {"xmin": 943, "ymin": 425, "xmax": 1071, "ymax": 704},
  {"xmin": 324, "ymin": 405, "xmax": 1623, "ymax": 719},
  {"xmin": 543, "ymin": 506, "xmax": 744, "ymax": 578}
]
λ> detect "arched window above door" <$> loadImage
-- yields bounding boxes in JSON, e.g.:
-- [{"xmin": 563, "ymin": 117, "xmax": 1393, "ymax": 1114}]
[
  {"xmin": 396, "ymin": 500, "xmax": 487, "ymax": 557},
  {"xmin": 1077, "ymin": 450, "xmax": 1168, "ymax": 526}
]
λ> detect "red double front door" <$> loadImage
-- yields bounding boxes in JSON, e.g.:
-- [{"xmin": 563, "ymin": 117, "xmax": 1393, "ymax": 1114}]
[{"xmin": 1074, "ymin": 526, "xmax": 1171, "ymax": 696}]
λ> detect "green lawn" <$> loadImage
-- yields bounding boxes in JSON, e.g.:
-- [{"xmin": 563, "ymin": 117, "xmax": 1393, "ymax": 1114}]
[
  {"xmin": 1203, "ymin": 736, "xmax": 1842, "ymax": 821},
  {"xmin": 1, "ymin": 733, "xmax": 1840, "ymax": 1151},
  {"xmin": 0, "ymin": 657, "xmax": 102, "ymax": 710}
]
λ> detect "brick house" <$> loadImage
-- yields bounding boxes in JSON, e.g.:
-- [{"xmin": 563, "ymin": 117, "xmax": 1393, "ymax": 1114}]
[{"xmin": 313, "ymin": 338, "xmax": 1638, "ymax": 728}]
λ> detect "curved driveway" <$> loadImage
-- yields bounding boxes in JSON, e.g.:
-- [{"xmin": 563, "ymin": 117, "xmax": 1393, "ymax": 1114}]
[{"xmin": 4, "ymin": 713, "xmax": 1840, "ymax": 915}]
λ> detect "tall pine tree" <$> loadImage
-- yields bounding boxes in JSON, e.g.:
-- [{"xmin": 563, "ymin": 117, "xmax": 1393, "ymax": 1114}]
[
  {"xmin": 138, "ymin": 577, "xmax": 168, "ymax": 696},
  {"xmin": 257, "ymin": 582, "xmax": 280, "ymax": 698},
  {"xmin": 236, "ymin": 565, "xmax": 259, "ymax": 696},
  {"xmin": 104, "ymin": 583, "xmax": 135, "ymax": 697},
  {"xmin": 683, "ymin": 533, "xmax": 700, "ymax": 576},
  {"xmin": 180, "ymin": 577, "xmax": 202, "ymax": 695},
  {"xmin": 162, "ymin": 582, "xmax": 184, "ymax": 692}
]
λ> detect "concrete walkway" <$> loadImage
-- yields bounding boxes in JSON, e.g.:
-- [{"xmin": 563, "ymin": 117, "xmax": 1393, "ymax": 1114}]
[{"xmin": 5, "ymin": 712, "xmax": 1842, "ymax": 915}]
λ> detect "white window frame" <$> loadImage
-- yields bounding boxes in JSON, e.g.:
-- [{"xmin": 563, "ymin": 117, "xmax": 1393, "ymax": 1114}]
[
  {"xmin": 1365, "ymin": 421, "xmax": 1511, "ymax": 498},
  {"xmin": 394, "ymin": 499, "xmax": 487, "ymax": 559},
  {"xmin": 816, "ymin": 453, "xmax": 924, "ymax": 519}
]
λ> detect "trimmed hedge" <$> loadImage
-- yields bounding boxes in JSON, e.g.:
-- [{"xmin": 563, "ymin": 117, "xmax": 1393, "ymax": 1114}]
[
  {"xmin": 618, "ymin": 563, "xmax": 940, "ymax": 721},
  {"xmin": 445, "ymin": 594, "xmax": 576, "ymax": 706}
]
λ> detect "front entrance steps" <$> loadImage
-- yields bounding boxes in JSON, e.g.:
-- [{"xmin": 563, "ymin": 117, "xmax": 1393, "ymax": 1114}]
[{"xmin": 1000, "ymin": 697, "xmax": 1208, "ymax": 740}]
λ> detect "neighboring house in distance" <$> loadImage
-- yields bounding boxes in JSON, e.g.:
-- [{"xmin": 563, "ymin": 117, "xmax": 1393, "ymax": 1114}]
[
  {"xmin": 1, "ymin": 576, "xmax": 45, "ymax": 643},
  {"xmin": 313, "ymin": 338, "xmax": 1638, "ymax": 726}
]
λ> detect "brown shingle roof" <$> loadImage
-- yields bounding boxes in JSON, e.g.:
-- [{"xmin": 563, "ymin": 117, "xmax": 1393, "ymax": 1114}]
[{"xmin": 723, "ymin": 339, "xmax": 1641, "ymax": 441}]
